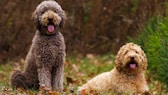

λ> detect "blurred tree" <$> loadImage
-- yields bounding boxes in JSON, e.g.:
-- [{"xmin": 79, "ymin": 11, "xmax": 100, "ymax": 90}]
[{"xmin": 0, "ymin": 0, "xmax": 167, "ymax": 63}]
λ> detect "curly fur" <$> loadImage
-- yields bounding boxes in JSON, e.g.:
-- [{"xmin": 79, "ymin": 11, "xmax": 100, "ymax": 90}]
[
  {"xmin": 10, "ymin": 0, "xmax": 66, "ymax": 91},
  {"xmin": 78, "ymin": 43, "xmax": 149, "ymax": 94}
]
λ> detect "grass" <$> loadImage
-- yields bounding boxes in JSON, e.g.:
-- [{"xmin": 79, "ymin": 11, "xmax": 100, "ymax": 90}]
[{"xmin": 0, "ymin": 54, "xmax": 167, "ymax": 94}]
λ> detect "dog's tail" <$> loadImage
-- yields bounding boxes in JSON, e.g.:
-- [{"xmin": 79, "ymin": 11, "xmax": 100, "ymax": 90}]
[{"xmin": 9, "ymin": 70, "xmax": 28, "ymax": 89}]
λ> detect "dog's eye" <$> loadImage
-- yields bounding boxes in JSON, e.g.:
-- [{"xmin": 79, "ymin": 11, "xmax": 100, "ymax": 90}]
[
  {"xmin": 52, "ymin": 9, "xmax": 58, "ymax": 12},
  {"xmin": 135, "ymin": 51, "xmax": 139, "ymax": 54},
  {"xmin": 124, "ymin": 50, "xmax": 128, "ymax": 55},
  {"xmin": 41, "ymin": 11, "xmax": 45, "ymax": 14}
]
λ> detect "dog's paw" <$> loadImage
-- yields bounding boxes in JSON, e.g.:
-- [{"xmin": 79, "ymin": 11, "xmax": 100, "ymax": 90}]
[
  {"xmin": 143, "ymin": 91, "xmax": 150, "ymax": 95},
  {"xmin": 39, "ymin": 84, "xmax": 51, "ymax": 91},
  {"xmin": 77, "ymin": 87, "xmax": 87, "ymax": 95}
]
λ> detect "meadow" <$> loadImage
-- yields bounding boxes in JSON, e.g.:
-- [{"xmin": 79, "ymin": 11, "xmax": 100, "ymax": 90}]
[{"xmin": 0, "ymin": 54, "xmax": 167, "ymax": 95}]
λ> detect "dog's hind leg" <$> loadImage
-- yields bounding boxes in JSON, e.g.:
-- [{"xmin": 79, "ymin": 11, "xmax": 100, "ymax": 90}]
[{"xmin": 9, "ymin": 70, "xmax": 28, "ymax": 89}]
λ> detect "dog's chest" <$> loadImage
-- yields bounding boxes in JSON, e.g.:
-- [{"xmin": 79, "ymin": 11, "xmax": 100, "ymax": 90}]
[
  {"xmin": 41, "ymin": 41, "xmax": 59, "ymax": 56},
  {"xmin": 34, "ymin": 35, "xmax": 64, "ymax": 63},
  {"xmin": 112, "ymin": 74, "xmax": 146, "ymax": 94}
]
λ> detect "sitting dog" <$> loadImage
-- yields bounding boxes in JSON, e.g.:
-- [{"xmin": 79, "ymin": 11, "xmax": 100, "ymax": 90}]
[{"xmin": 10, "ymin": 0, "xmax": 66, "ymax": 92}]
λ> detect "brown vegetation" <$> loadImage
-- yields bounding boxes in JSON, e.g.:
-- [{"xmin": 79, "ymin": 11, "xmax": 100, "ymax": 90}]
[{"xmin": 0, "ymin": 0, "xmax": 166, "ymax": 63}]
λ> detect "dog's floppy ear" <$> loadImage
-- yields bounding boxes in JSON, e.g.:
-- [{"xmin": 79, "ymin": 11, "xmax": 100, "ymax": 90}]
[
  {"xmin": 138, "ymin": 47, "xmax": 148, "ymax": 70},
  {"xmin": 59, "ymin": 18, "xmax": 64, "ymax": 28},
  {"xmin": 143, "ymin": 57, "xmax": 147, "ymax": 70},
  {"xmin": 142, "ymin": 52, "xmax": 148, "ymax": 70},
  {"xmin": 31, "ymin": 10, "xmax": 41, "ymax": 29},
  {"xmin": 31, "ymin": 10, "xmax": 38, "ymax": 24},
  {"xmin": 115, "ymin": 56, "xmax": 123, "ymax": 72},
  {"xmin": 59, "ymin": 11, "xmax": 67, "ymax": 28}
]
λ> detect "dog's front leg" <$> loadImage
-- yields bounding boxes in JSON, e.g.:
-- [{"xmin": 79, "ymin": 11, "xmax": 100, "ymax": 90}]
[
  {"xmin": 52, "ymin": 65, "xmax": 64, "ymax": 91},
  {"xmin": 35, "ymin": 49, "xmax": 53, "ymax": 90},
  {"xmin": 37, "ymin": 67, "xmax": 52, "ymax": 90},
  {"xmin": 52, "ymin": 53, "xmax": 65, "ymax": 91}
]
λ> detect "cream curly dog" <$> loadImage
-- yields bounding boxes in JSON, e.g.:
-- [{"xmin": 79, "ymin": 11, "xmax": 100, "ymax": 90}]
[
  {"xmin": 10, "ymin": 0, "xmax": 66, "ymax": 91},
  {"xmin": 78, "ymin": 43, "xmax": 149, "ymax": 94}
]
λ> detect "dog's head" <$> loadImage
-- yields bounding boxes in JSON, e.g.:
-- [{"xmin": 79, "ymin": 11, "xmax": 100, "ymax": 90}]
[
  {"xmin": 115, "ymin": 43, "xmax": 147, "ymax": 75},
  {"xmin": 32, "ymin": 0, "xmax": 66, "ymax": 35}
]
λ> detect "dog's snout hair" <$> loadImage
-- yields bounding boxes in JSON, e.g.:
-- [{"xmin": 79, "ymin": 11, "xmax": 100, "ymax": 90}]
[{"xmin": 48, "ymin": 17, "xmax": 53, "ymax": 21}]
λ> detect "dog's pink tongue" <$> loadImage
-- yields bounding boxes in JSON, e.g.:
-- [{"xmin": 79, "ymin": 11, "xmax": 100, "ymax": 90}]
[
  {"xmin": 47, "ymin": 25, "xmax": 55, "ymax": 33},
  {"xmin": 130, "ymin": 64, "xmax": 136, "ymax": 69}
]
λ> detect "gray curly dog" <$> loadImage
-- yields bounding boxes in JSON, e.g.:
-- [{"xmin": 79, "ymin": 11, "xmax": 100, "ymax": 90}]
[{"xmin": 10, "ymin": 0, "xmax": 67, "ymax": 91}]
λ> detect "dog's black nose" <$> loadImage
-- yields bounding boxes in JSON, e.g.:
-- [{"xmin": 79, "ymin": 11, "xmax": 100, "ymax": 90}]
[
  {"xmin": 130, "ymin": 56, "xmax": 134, "ymax": 60},
  {"xmin": 48, "ymin": 17, "xmax": 53, "ymax": 21}
]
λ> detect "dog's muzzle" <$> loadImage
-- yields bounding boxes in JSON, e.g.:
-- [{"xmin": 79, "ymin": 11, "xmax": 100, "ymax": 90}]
[
  {"xmin": 47, "ymin": 18, "xmax": 55, "ymax": 33},
  {"xmin": 127, "ymin": 56, "xmax": 138, "ymax": 69},
  {"xmin": 47, "ymin": 24, "xmax": 55, "ymax": 33}
]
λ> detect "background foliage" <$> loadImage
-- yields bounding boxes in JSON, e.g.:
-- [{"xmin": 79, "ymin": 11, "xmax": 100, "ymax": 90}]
[
  {"xmin": 0, "ymin": 0, "xmax": 167, "ymax": 62},
  {"xmin": 129, "ymin": 16, "xmax": 168, "ymax": 91}
]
